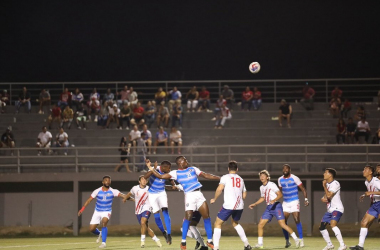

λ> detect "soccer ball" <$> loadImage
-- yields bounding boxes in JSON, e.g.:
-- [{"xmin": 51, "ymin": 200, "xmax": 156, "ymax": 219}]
[{"xmin": 249, "ymin": 62, "xmax": 261, "ymax": 74}]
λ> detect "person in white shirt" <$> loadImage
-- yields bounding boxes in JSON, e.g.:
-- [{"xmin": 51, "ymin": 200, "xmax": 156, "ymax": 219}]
[
  {"xmin": 53, "ymin": 128, "xmax": 69, "ymax": 155},
  {"xmin": 249, "ymin": 170, "xmax": 300, "ymax": 249},
  {"xmin": 355, "ymin": 117, "xmax": 371, "ymax": 143},
  {"xmin": 320, "ymin": 168, "xmax": 347, "ymax": 250},
  {"xmin": 210, "ymin": 161, "xmax": 252, "ymax": 250},
  {"xmin": 214, "ymin": 103, "xmax": 232, "ymax": 129},
  {"xmin": 106, "ymin": 104, "xmax": 121, "ymax": 129},
  {"xmin": 129, "ymin": 125, "xmax": 141, "ymax": 149},
  {"xmin": 36, "ymin": 126, "xmax": 53, "ymax": 156},
  {"xmin": 170, "ymin": 127, "xmax": 182, "ymax": 154},
  {"xmin": 141, "ymin": 124, "xmax": 152, "ymax": 154},
  {"xmin": 128, "ymin": 87, "xmax": 138, "ymax": 107}
]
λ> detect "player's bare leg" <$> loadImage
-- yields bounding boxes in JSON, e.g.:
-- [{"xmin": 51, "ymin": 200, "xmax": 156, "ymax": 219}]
[
  {"xmin": 98, "ymin": 217, "xmax": 109, "ymax": 248},
  {"xmin": 278, "ymin": 219, "xmax": 300, "ymax": 248},
  {"xmin": 282, "ymin": 212, "xmax": 292, "ymax": 248},
  {"xmin": 350, "ymin": 214, "xmax": 375, "ymax": 250},
  {"xmin": 197, "ymin": 201, "xmax": 214, "ymax": 249},
  {"xmin": 140, "ymin": 218, "xmax": 161, "ymax": 248}
]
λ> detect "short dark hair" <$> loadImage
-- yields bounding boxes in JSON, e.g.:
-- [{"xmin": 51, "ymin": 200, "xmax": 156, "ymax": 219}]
[
  {"xmin": 283, "ymin": 164, "xmax": 291, "ymax": 170},
  {"xmin": 138, "ymin": 175, "xmax": 145, "ymax": 182},
  {"xmin": 161, "ymin": 160, "xmax": 172, "ymax": 167},
  {"xmin": 325, "ymin": 168, "xmax": 337, "ymax": 178},
  {"xmin": 228, "ymin": 161, "xmax": 238, "ymax": 171},
  {"xmin": 175, "ymin": 156, "xmax": 184, "ymax": 164},
  {"xmin": 365, "ymin": 165, "xmax": 375, "ymax": 175},
  {"xmin": 103, "ymin": 175, "xmax": 111, "ymax": 180}
]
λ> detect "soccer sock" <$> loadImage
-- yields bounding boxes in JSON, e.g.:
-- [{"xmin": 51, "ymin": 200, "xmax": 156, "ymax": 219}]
[
  {"xmin": 187, "ymin": 228, "xmax": 195, "ymax": 238},
  {"xmin": 154, "ymin": 213, "xmax": 165, "ymax": 233},
  {"xmin": 296, "ymin": 223, "xmax": 303, "ymax": 239},
  {"xmin": 162, "ymin": 209, "xmax": 171, "ymax": 234},
  {"xmin": 189, "ymin": 226, "xmax": 205, "ymax": 246},
  {"xmin": 358, "ymin": 227, "xmax": 368, "ymax": 247},
  {"xmin": 282, "ymin": 228, "xmax": 289, "ymax": 241},
  {"xmin": 182, "ymin": 219, "xmax": 190, "ymax": 242},
  {"xmin": 203, "ymin": 218, "xmax": 213, "ymax": 242},
  {"xmin": 213, "ymin": 228, "xmax": 221, "ymax": 248},
  {"xmin": 234, "ymin": 224, "xmax": 249, "ymax": 247},
  {"xmin": 92, "ymin": 228, "xmax": 100, "ymax": 236},
  {"xmin": 320, "ymin": 229, "xmax": 332, "ymax": 245},
  {"xmin": 290, "ymin": 232, "xmax": 298, "ymax": 240},
  {"xmin": 141, "ymin": 235, "xmax": 146, "ymax": 242},
  {"xmin": 331, "ymin": 226, "xmax": 344, "ymax": 247},
  {"xmin": 258, "ymin": 236, "xmax": 263, "ymax": 245},
  {"xmin": 101, "ymin": 227, "xmax": 108, "ymax": 243},
  {"xmin": 152, "ymin": 235, "xmax": 159, "ymax": 242}
]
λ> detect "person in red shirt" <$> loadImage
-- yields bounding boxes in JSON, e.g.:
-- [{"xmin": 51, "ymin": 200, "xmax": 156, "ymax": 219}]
[
  {"xmin": 336, "ymin": 118, "xmax": 346, "ymax": 144},
  {"xmin": 131, "ymin": 101, "xmax": 145, "ymax": 127},
  {"xmin": 241, "ymin": 86, "xmax": 253, "ymax": 111},
  {"xmin": 252, "ymin": 87, "xmax": 262, "ymax": 110},
  {"xmin": 300, "ymin": 83, "xmax": 315, "ymax": 110},
  {"xmin": 331, "ymin": 86, "xmax": 342, "ymax": 99},
  {"xmin": 197, "ymin": 86, "xmax": 211, "ymax": 112},
  {"xmin": 48, "ymin": 103, "xmax": 62, "ymax": 129},
  {"xmin": 341, "ymin": 99, "xmax": 351, "ymax": 118},
  {"xmin": 58, "ymin": 88, "xmax": 72, "ymax": 110}
]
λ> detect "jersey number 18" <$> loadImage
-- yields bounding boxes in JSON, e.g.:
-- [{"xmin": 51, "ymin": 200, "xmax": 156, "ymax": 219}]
[{"xmin": 231, "ymin": 177, "xmax": 241, "ymax": 188}]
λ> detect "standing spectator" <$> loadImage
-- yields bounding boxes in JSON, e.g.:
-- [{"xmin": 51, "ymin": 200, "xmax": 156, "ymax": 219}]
[
  {"xmin": 300, "ymin": 83, "xmax": 315, "ymax": 110},
  {"xmin": 222, "ymin": 85, "xmax": 234, "ymax": 110},
  {"xmin": 131, "ymin": 101, "xmax": 145, "ymax": 127},
  {"xmin": 154, "ymin": 87, "xmax": 166, "ymax": 104},
  {"xmin": 38, "ymin": 89, "xmax": 51, "ymax": 114},
  {"xmin": 129, "ymin": 125, "xmax": 141, "ymax": 148},
  {"xmin": 75, "ymin": 101, "xmax": 87, "ymax": 130},
  {"xmin": 89, "ymin": 88, "xmax": 100, "ymax": 102},
  {"xmin": 120, "ymin": 101, "xmax": 132, "ymax": 130},
  {"xmin": 171, "ymin": 100, "xmax": 183, "ymax": 129},
  {"xmin": 117, "ymin": 85, "xmax": 130, "ymax": 107},
  {"xmin": 61, "ymin": 105, "xmax": 74, "ymax": 129},
  {"xmin": 106, "ymin": 104, "xmax": 121, "ymax": 129},
  {"xmin": 103, "ymin": 88, "xmax": 114, "ymax": 105},
  {"xmin": 354, "ymin": 106, "xmax": 366, "ymax": 121},
  {"xmin": 331, "ymin": 86, "xmax": 342, "ymax": 99},
  {"xmin": 144, "ymin": 101, "xmax": 156, "ymax": 128},
  {"xmin": 15, "ymin": 87, "xmax": 31, "ymax": 114},
  {"xmin": 53, "ymin": 128, "xmax": 69, "ymax": 155},
  {"xmin": 48, "ymin": 103, "xmax": 61, "ymax": 130},
  {"xmin": 168, "ymin": 86, "xmax": 182, "ymax": 112},
  {"xmin": 345, "ymin": 117, "xmax": 357, "ymax": 144},
  {"xmin": 141, "ymin": 124, "xmax": 152, "ymax": 154},
  {"xmin": 88, "ymin": 97, "xmax": 101, "ymax": 122},
  {"xmin": 0, "ymin": 90, "xmax": 10, "ymax": 113},
  {"xmin": 156, "ymin": 101, "xmax": 170, "ymax": 128},
  {"xmin": 212, "ymin": 95, "xmax": 227, "ymax": 121},
  {"xmin": 241, "ymin": 86, "xmax": 253, "ymax": 111},
  {"xmin": 97, "ymin": 103, "xmax": 109, "ymax": 129},
  {"xmin": 341, "ymin": 99, "xmax": 351, "ymax": 118},
  {"xmin": 252, "ymin": 87, "xmax": 262, "ymax": 110},
  {"xmin": 128, "ymin": 87, "xmax": 138, "ymax": 108},
  {"xmin": 186, "ymin": 86, "xmax": 199, "ymax": 112},
  {"xmin": 58, "ymin": 88, "xmax": 72, "ymax": 110},
  {"xmin": 0, "ymin": 127, "xmax": 15, "ymax": 155},
  {"xmin": 170, "ymin": 127, "xmax": 182, "ymax": 154},
  {"xmin": 214, "ymin": 103, "xmax": 232, "ymax": 129},
  {"xmin": 197, "ymin": 86, "xmax": 211, "ymax": 112},
  {"xmin": 115, "ymin": 137, "xmax": 131, "ymax": 172},
  {"xmin": 329, "ymin": 97, "xmax": 341, "ymax": 118},
  {"xmin": 71, "ymin": 88, "xmax": 84, "ymax": 111},
  {"xmin": 153, "ymin": 126, "xmax": 168, "ymax": 154},
  {"xmin": 278, "ymin": 99, "xmax": 292, "ymax": 128},
  {"xmin": 355, "ymin": 117, "xmax": 371, "ymax": 144},
  {"xmin": 336, "ymin": 118, "xmax": 346, "ymax": 144},
  {"xmin": 36, "ymin": 126, "xmax": 52, "ymax": 156}
]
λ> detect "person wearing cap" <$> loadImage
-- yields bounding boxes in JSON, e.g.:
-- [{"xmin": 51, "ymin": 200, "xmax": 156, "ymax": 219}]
[
  {"xmin": 0, "ymin": 127, "xmax": 15, "ymax": 155},
  {"xmin": 300, "ymin": 83, "xmax": 315, "ymax": 111},
  {"xmin": 106, "ymin": 104, "xmax": 121, "ymax": 129},
  {"xmin": 278, "ymin": 99, "xmax": 292, "ymax": 128},
  {"xmin": 222, "ymin": 85, "xmax": 234, "ymax": 110},
  {"xmin": 0, "ymin": 90, "xmax": 10, "ymax": 113}
]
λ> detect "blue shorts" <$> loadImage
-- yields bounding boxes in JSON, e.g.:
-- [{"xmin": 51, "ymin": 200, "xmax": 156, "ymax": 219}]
[
  {"xmin": 217, "ymin": 207, "xmax": 243, "ymax": 222},
  {"xmin": 366, "ymin": 202, "xmax": 380, "ymax": 218},
  {"xmin": 192, "ymin": 211, "xmax": 202, "ymax": 223},
  {"xmin": 321, "ymin": 211, "xmax": 343, "ymax": 224},
  {"xmin": 261, "ymin": 202, "xmax": 285, "ymax": 222},
  {"xmin": 136, "ymin": 211, "xmax": 151, "ymax": 224}
]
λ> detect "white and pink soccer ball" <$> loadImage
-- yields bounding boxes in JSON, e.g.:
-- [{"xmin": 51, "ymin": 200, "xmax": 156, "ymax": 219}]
[{"xmin": 249, "ymin": 62, "xmax": 261, "ymax": 74}]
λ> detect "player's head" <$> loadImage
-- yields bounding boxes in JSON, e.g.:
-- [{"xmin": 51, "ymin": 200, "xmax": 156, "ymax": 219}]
[
  {"xmin": 42, "ymin": 126, "xmax": 47, "ymax": 132},
  {"xmin": 259, "ymin": 170, "xmax": 270, "ymax": 183},
  {"xmin": 138, "ymin": 175, "xmax": 147, "ymax": 186},
  {"xmin": 160, "ymin": 161, "xmax": 172, "ymax": 173},
  {"xmin": 282, "ymin": 164, "xmax": 291, "ymax": 177},
  {"xmin": 363, "ymin": 165, "xmax": 375, "ymax": 178},
  {"xmin": 324, "ymin": 168, "xmax": 337, "ymax": 180},
  {"xmin": 102, "ymin": 175, "xmax": 111, "ymax": 188},
  {"xmin": 376, "ymin": 164, "xmax": 380, "ymax": 177},
  {"xmin": 228, "ymin": 160, "xmax": 238, "ymax": 172},
  {"xmin": 175, "ymin": 156, "xmax": 189, "ymax": 169}
]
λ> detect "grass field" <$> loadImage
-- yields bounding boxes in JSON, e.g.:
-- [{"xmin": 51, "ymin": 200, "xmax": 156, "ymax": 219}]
[{"xmin": 0, "ymin": 236, "xmax": 378, "ymax": 250}]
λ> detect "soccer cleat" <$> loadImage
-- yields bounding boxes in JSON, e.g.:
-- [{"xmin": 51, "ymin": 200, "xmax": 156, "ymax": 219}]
[
  {"xmin": 195, "ymin": 241, "xmax": 200, "ymax": 250},
  {"xmin": 199, "ymin": 247, "xmax": 209, "ymax": 250},
  {"xmin": 99, "ymin": 242, "xmax": 106, "ymax": 248},
  {"xmin": 162, "ymin": 231, "xmax": 168, "ymax": 243},
  {"xmin": 141, "ymin": 241, "xmax": 145, "ymax": 248},
  {"xmin": 167, "ymin": 234, "xmax": 172, "ymax": 245},
  {"xmin": 300, "ymin": 239, "xmax": 304, "ymax": 248},
  {"xmin": 349, "ymin": 246, "xmax": 363, "ymax": 250},
  {"xmin": 295, "ymin": 239, "xmax": 300, "ymax": 248},
  {"xmin": 253, "ymin": 243, "xmax": 264, "ymax": 249},
  {"xmin": 155, "ymin": 240, "xmax": 162, "ymax": 247},
  {"xmin": 338, "ymin": 245, "xmax": 347, "ymax": 250},
  {"xmin": 96, "ymin": 231, "xmax": 102, "ymax": 243},
  {"xmin": 285, "ymin": 241, "xmax": 291, "ymax": 248},
  {"xmin": 181, "ymin": 242, "xmax": 187, "ymax": 250},
  {"xmin": 244, "ymin": 245, "xmax": 253, "ymax": 250},
  {"xmin": 207, "ymin": 241, "xmax": 215, "ymax": 249},
  {"xmin": 323, "ymin": 244, "xmax": 334, "ymax": 250}
]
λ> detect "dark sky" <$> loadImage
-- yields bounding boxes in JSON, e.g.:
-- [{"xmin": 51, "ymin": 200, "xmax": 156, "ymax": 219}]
[{"xmin": 1, "ymin": 1, "xmax": 380, "ymax": 82}]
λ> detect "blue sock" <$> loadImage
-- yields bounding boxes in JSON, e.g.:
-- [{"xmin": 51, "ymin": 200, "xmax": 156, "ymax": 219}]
[
  {"xmin": 203, "ymin": 218, "xmax": 213, "ymax": 241},
  {"xmin": 296, "ymin": 223, "xmax": 303, "ymax": 239},
  {"xmin": 162, "ymin": 210, "xmax": 171, "ymax": 234},
  {"xmin": 101, "ymin": 227, "xmax": 108, "ymax": 243},
  {"xmin": 282, "ymin": 228, "xmax": 289, "ymax": 241},
  {"xmin": 154, "ymin": 213, "xmax": 165, "ymax": 233},
  {"xmin": 92, "ymin": 228, "xmax": 100, "ymax": 236},
  {"xmin": 182, "ymin": 219, "xmax": 190, "ymax": 241}
]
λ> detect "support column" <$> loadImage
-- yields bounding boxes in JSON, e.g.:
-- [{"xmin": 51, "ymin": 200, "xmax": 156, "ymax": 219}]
[
  {"xmin": 73, "ymin": 180, "xmax": 81, "ymax": 236},
  {"xmin": 306, "ymin": 179, "xmax": 313, "ymax": 236}
]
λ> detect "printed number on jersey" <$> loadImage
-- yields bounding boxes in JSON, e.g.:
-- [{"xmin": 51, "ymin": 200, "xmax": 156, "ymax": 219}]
[{"xmin": 231, "ymin": 177, "xmax": 241, "ymax": 188}]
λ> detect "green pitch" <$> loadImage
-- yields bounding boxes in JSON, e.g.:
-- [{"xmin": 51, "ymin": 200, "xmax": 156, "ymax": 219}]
[{"xmin": 0, "ymin": 236, "xmax": 378, "ymax": 249}]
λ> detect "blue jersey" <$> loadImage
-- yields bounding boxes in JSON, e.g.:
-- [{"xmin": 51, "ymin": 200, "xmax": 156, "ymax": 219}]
[
  {"xmin": 169, "ymin": 166, "xmax": 202, "ymax": 193},
  {"xmin": 148, "ymin": 166, "xmax": 166, "ymax": 194},
  {"xmin": 91, "ymin": 187, "xmax": 120, "ymax": 212},
  {"xmin": 278, "ymin": 174, "xmax": 302, "ymax": 203}
]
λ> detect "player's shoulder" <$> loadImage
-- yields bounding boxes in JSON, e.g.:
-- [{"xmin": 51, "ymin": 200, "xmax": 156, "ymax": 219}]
[
  {"xmin": 93, "ymin": 186, "xmax": 103, "ymax": 193},
  {"xmin": 278, "ymin": 175, "xmax": 284, "ymax": 181}
]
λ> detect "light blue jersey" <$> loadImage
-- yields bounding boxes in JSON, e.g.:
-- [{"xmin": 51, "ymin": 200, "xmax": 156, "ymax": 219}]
[
  {"xmin": 91, "ymin": 187, "xmax": 120, "ymax": 212},
  {"xmin": 169, "ymin": 166, "xmax": 202, "ymax": 193},
  {"xmin": 278, "ymin": 174, "xmax": 302, "ymax": 203},
  {"xmin": 148, "ymin": 166, "xmax": 166, "ymax": 194}
]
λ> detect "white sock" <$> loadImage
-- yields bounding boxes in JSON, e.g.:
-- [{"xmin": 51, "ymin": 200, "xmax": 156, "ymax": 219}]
[
  {"xmin": 320, "ymin": 229, "xmax": 332, "ymax": 245},
  {"xmin": 141, "ymin": 235, "xmax": 146, "ymax": 242},
  {"xmin": 290, "ymin": 232, "xmax": 298, "ymax": 240},
  {"xmin": 189, "ymin": 226, "xmax": 205, "ymax": 246},
  {"xmin": 213, "ymin": 228, "xmax": 221, "ymax": 248},
  {"xmin": 234, "ymin": 224, "xmax": 249, "ymax": 247},
  {"xmin": 187, "ymin": 228, "xmax": 195, "ymax": 238},
  {"xmin": 332, "ymin": 226, "xmax": 345, "ymax": 246},
  {"xmin": 258, "ymin": 236, "xmax": 263, "ymax": 245},
  {"xmin": 152, "ymin": 235, "xmax": 159, "ymax": 242},
  {"xmin": 358, "ymin": 227, "xmax": 368, "ymax": 247}
]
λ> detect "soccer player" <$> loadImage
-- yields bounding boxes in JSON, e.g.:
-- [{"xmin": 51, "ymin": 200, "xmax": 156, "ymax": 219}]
[
  {"xmin": 278, "ymin": 164, "xmax": 309, "ymax": 248},
  {"xmin": 319, "ymin": 168, "xmax": 347, "ymax": 250},
  {"xmin": 77, "ymin": 175, "xmax": 127, "ymax": 249},
  {"xmin": 349, "ymin": 165, "xmax": 380, "ymax": 250},
  {"xmin": 210, "ymin": 160, "xmax": 252, "ymax": 250},
  {"xmin": 123, "ymin": 175, "xmax": 162, "ymax": 248},
  {"xmin": 143, "ymin": 160, "xmax": 172, "ymax": 245},
  {"xmin": 145, "ymin": 156, "xmax": 220, "ymax": 250},
  {"xmin": 249, "ymin": 170, "xmax": 300, "ymax": 249}
]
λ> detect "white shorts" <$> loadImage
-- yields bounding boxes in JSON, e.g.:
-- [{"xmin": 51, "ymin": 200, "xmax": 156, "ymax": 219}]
[
  {"xmin": 36, "ymin": 142, "xmax": 51, "ymax": 148},
  {"xmin": 184, "ymin": 191, "xmax": 206, "ymax": 211},
  {"xmin": 148, "ymin": 192, "xmax": 168, "ymax": 213},
  {"xmin": 282, "ymin": 200, "xmax": 300, "ymax": 213},
  {"xmin": 90, "ymin": 210, "xmax": 112, "ymax": 225}
]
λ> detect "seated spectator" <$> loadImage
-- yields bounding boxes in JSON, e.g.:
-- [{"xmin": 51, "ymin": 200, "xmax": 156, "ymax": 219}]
[
  {"xmin": 278, "ymin": 99, "xmax": 292, "ymax": 128},
  {"xmin": 144, "ymin": 101, "xmax": 156, "ymax": 128},
  {"xmin": 106, "ymin": 104, "xmax": 121, "ymax": 129},
  {"xmin": 141, "ymin": 124, "xmax": 152, "ymax": 154},
  {"xmin": 117, "ymin": 85, "xmax": 130, "ymax": 107},
  {"xmin": 103, "ymin": 88, "xmax": 114, "ymax": 105},
  {"xmin": 241, "ymin": 86, "xmax": 253, "ymax": 111},
  {"xmin": 75, "ymin": 101, "xmax": 87, "ymax": 130},
  {"xmin": 153, "ymin": 126, "xmax": 168, "ymax": 154},
  {"xmin": 355, "ymin": 116, "xmax": 371, "ymax": 144},
  {"xmin": 71, "ymin": 88, "xmax": 84, "ymax": 111},
  {"xmin": 154, "ymin": 87, "xmax": 166, "ymax": 104},
  {"xmin": 222, "ymin": 85, "xmax": 234, "ymax": 110},
  {"xmin": 252, "ymin": 87, "xmax": 262, "ymax": 110},
  {"xmin": 331, "ymin": 86, "xmax": 342, "ymax": 99},
  {"xmin": 186, "ymin": 86, "xmax": 199, "ymax": 112},
  {"xmin": 58, "ymin": 88, "xmax": 72, "ymax": 111},
  {"xmin": 48, "ymin": 103, "xmax": 61, "ymax": 130},
  {"xmin": 129, "ymin": 125, "xmax": 141, "ymax": 148},
  {"xmin": 89, "ymin": 88, "xmax": 100, "ymax": 102},
  {"xmin": 336, "ymin": 118, "xmax": 346, "ymax": 144},
  {"xmin": 97, "ymin": 103, "xmax": 109, "ymax": 129},
  {"xmin": 0, "ymin": 127, "xmax": 15, "ymax": 155},
  {"xmin": 329, "ymin": 97, "xmax": 341, "ymax": 118},
  {"xmin": 375, "ymin": 123, "xmax": 380, "ymax": 144},
  {"xmin": 212, "ymin": 95, "xmax": 227, "ymax": 121},
  {"xmin": 88, "ymin": 97, "xmax": 101, "ymax": 122},
  {"xmin": 36, "ymin": 126, "xmax": 53, "ymax": 156},
  {"xmin": 341, "ymin": 99, "xmax": 351, "ymax": 118},
  {"xmin": 15, "ymin": 87, "xmax": 31, "ymax": 114},
  {"xmin": 131, "ymin": 101, "xmax": 145, "ymax": 127},
  {"xmin": 197, "ymin": 86, "xmax": 211, "ymax": 112},
  {"xmin": 53, "ymin": 128, "xmax": 69, "ymax": 155},
  {"xmin": 128, "ymin": 87, "xmax": 138, "ymax": 108},
  {"xmin": 157, "ymin": 101, "xmax": 170, "ymax": 128},
  {"xmin": 115, "ymin": 137, "xmax": 131, "ymax": 172},
  {"xmin": 0, "ymin": 90, "xmax": 10, "ymax": 113},
  {"xmin": 61, "ymin": 105, "xmax": 74, "ymax": 129},
  {"xmin": 172, "ymin": 100, "xmax": 183, "ymax": 129},
  {"xmin": 120, "ymin": 101, "xmax": 131, "ymax": 130},
  {"xmin": 168, "ymin": 86, "xmax": 182, "ymax": 112},
  {"xmin": 170, "ymin": 127, "xmax": 182, "ymax": 154},
  {"xmin": 354, "ymin": 106, "xmax": 366, "ymax": 121},
  {"xmin": 214, "ymin": 103, "xmax": 232, "ymax": 129},
  {"xmin": 38, "ymin": 89, "xmax": 51, "ymax": 114},
  {"xmin": 345, "ymin": 117, "xmax": 357, "ymax": 144},
  {"xmin": 300, "ymin": 83, "xmax": 315, "ymax": 110}
]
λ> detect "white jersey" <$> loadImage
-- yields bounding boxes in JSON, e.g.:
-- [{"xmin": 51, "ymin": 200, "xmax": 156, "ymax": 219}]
[
  {"xmin": 38, "ymin": 131, "xmax": 52, "ymax": 144},
  {"xmin": 260, "ymin": 181, "xmax": 280, "ymax": 205},
  {"xmin": 365, "ymin": 177, "xmax": 380, "ymax": 204},
  {"xmin": 130, "ymin": 185, "xmax": 151, "ymax": 214},
  {"xmin": 326, "ymin": 180, "xmax": 344, "ymax": 213},
  {"xmin": 220, "ymin": 173, "xmax": 246, "ymax": 210}
]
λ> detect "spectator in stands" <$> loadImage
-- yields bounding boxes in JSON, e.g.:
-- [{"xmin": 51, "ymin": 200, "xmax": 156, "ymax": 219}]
[
  {"xmin": 48, "ymin": 103, "xmax": 61, "ymax": 130},
  {"xmin": 89, "ymin": 88, "xmax": 100, "ymax": 102},
  {"xmin": 0, "ymin": 90, "xmax": 10, "ymax": 113},
  {"xmin": 38, "ymin": 89, "xmax": 51, "ymax": 114},
  {"xmin": 375, "ymin": 123, "xmax": 380, "ymax": 144},
  {"xmin": 346, "ymin": 117, "xmax": 357, "ymax": 144},
  {"xmin": 131, "ymin": 101, "xmax": 145, "ymax": 127},
  {"xmin": 75, "ymin": 101, "xmax": 87, "ymax": 130},
  {"xmin": 36, "ymin": 126, "xmax": 53, "ymax": 156},
  {"xmin": 53, "ymin": 128, "xmax": 69, "ymax": 155},
  {"xmin": 355, "ymin": 116, "xmax": 371, "ymax": 144},
  {"xmin": 341, "ymin": 98, "xmax": 351, "ymax": 118},
  {"xmin": 331, "ymin": 86, "xmax": 342, "ymax": 99},
  {"xmin": 61, "ymin": 105, "xmax": 74, "ymax": 129},
  {"xmin": 128, "ymin": 87, "xmax": 138, "ymax": 108},
  {"xmin": 120, "ymin": 101, "xmax": 131, "ymax": 130},
  {"xmin": 141, "ymin": 124, "xmax": 152, "ymax": 154},
  {"xmin": 106, "ymin": 104, "xmax": 121, "ymax": 129},
  {"xmin": 115, "ymin": 137, "xmax": 131, "ymax": 172},
  {"xmin": 88, "ymin": 97, "xmax": 101, "ymax": 122},
  {"xmin": 212, "ymin": 95, "xmax": 227, "ymax": 121},
  {"xmin": 153, "ymin": 126, "xmax": 168, "ymax": 154},
  {"xmin": 154, "ymin": 87, "xmax": 166, "ymax": 104},
  {"xmin": 157, "ymin": 101, "xmax": 170, "ymax": 128},
  {"xmin": 329, "ymin": 97, "xmax": 341, "ymax": 118},
  {"xmin": 278, "ymin": 99, "xmax": 292, "ymax": 128},
  {"xmin": 354, "ymin": 106, "xmax": 366, "ymax": 121},
  {"xmin": 58, "ymin": 88, "xmax": 72, "ymax": 111},
  {"xmin": 170, "ymin": 127, "xmax": 182, "ymax": 154},
  {"xmin": 172, "ymin": 100, "xmax": 183, "ymax": 129},
  {"xmin": 241, "ymin": 86, "xmax": 253, "ymax": 111},
  {"xmin": 129, "ymin": 125, "xmax": 141, "ymax": 148},
  {"xmin": 197, "ymin": 86, "xmax": 211, "ymax": 112},
  {"xmin": 117, "ymin": 85, "xmax": 130, "ymax": 107},
  {"xmin": 71, "ymin": 88, "xmax": 84, "ymax": 111},
  {"xmin": 222, "ymin": 85, "xmax": 234, "ymax": 110},
  {"xmin": 168, "ymin": 86, "xmax": 182, "ymax": 112},
  {"xmin": 15, "ymin": 87, "xmax": 31, "ymax": 114},
  {"xmin": 252, "ymin": 87, "xmax": 262, "ymax": 110},
  {"xmin": 0, "ymin": 127, "xmax": 15, "ymax": 155},
  {"xmin": 336, "ymin": 118, "xmax": 346, "ymax": 144},
  {"xmin": 215, "ymin": 103, "xmax": 232, "ymax": 129},
  {"xmin": 300, "ymin": 83, "xmax": 315, "ymax": 110},
  {"xmin": 103, "ymin": 88, "xmax": 114, "ymax": 105},
  {"xmin": 186, "ymin": 86, "xmax": 199, "ymax": 112},
  {"xmin": 144, "ymin": 101, "xmax": 156, "ymax": 128},
  {"xmin": 97, "ymin": 103, "xmax": 109, "ymax": 129}
]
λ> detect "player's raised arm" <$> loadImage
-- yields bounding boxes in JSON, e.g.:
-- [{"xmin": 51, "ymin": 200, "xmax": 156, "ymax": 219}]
[
  {"xmin": 122, "ymin": 192, "xmax": 134, "ymax": 203},
  {"xmin": 145, "ymin": 159, "xmax": 172, "ymax": 180},
  {"xmin": 78, "ymin": 196, "xmax": 93, "ymax": 216},
  {"xmin": 322, "ymin": 180, "xmax": 337, "ymax": 200},
  {"xmin": 210, "ymin": 183, "xmax": 225, "ymax": 204},
  {"xmin": 199, "ymin": 171, "xmax": 221, "ymax": 181},
  {"xmin": 269, "ymin": 190, "xmax": 283, "ymax": 204},
  {"xmin": 249, "ymin": 197, "xmax": 265, "ymax": 209}
]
